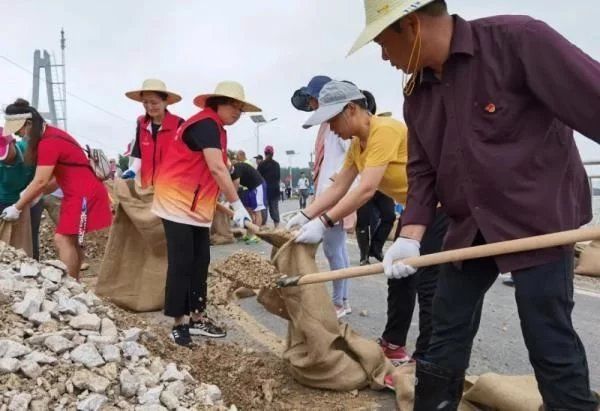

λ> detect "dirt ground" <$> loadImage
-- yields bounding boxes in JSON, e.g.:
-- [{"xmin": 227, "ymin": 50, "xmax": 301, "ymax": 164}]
[
  {"xmin": 35, "ymin": 214, "xmax": 391, "ymax": 410},
  {"xmin": 37, "ymin": 212, "xmax": 600, "ymax": 410}
]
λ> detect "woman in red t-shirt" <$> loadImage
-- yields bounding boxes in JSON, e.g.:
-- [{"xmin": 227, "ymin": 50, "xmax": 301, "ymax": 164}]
[{"xmin": 1, "ymin": 99, "xmax": 112, "ymax": 280}]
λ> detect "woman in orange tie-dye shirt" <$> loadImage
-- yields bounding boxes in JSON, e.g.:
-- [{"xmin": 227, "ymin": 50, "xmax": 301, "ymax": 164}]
[{"xmin": 152, "ymin": 81, "xmax": 261, "ymax": 347}]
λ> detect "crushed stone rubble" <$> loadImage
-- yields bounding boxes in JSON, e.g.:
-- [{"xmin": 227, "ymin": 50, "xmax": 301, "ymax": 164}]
[
  {"xmin": 211, "ymin": 251, "xmax": 282, "ymax": 290},
  {"xmin": 0, "ymin": 241, "xmax": 235, "ymax": 411}
]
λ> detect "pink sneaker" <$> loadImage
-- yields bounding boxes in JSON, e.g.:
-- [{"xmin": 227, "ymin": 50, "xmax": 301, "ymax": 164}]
[
  {"xmin": 335, "ymin": 305, "xmax": 347, "ymax": 319},
  {"xmin": 378, "ymin": 338, "xmax": 412, "ymax": 366},
  {"xmin": 384, "ymin": 374, "xmax": 395, "ymax": 391}
]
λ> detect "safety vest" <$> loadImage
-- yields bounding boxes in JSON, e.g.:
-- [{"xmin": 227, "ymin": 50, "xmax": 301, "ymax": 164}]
[
  {"xmin": 152, "ymin": 108, "xmax": 227, "ymax": 227},
  {"xmin": 136, "ymin": 110, "xmax": 183, "ymax": 189}
]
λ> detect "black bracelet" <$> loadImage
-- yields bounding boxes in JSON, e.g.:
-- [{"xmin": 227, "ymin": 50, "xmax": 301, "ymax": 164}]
[
  {"xmin": 300, "ymin": 210, "xmax": 311, "ymax": 220},
  {"xmin": 321, "ymin": 213, "xmax": 336, "ymax": 228}
]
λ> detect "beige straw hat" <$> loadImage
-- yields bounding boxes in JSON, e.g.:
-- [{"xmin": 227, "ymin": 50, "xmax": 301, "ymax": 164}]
[
  {"xmin": 348, "ymin": 0, "xmax": 436, "ymax": 55},
  {"xmin": 193, "ymin": 81, "xmax": 262, "ymax": 113},
  {"xmin": 125, "ymin": 79, "xmax": 182, "ymax": 105}
]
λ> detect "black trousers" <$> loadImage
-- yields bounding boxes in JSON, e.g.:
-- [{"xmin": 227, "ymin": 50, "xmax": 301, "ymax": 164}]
[
  {"xmin": 267, "ymin": 197, "xmax": 280, "ymax": 224},
  {"xmin": 162, "ymin": 219, "xmax": 210, "ymax": 318},
  {"xmin": 356, "ymin": 191, "xmax": 396, "ymax": 255},
  {"xmin": 427, "ymin": 235, "xmax": 598, "ymax": 410},
  {"xmin": 382, "ymin": 210, "xmax": 448, "ymax": 360}
]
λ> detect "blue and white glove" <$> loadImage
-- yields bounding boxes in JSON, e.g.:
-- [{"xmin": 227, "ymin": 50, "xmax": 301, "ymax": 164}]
[
  {"xmin": 0, "ymin": 205, "xmax": 21, "ymax": 222},
  {"xmin": 231, "ymin": 200, "xmax": 251, "ymax": 228},
  {"xmin": 294, "ymin": 218, "xmax": 327, "ymax": 244},
  {"xmin": 382, "ymin": 237, "xmax": 420, "ymax": 279},
  {"xmin": 122, "ymin": 158, "xmax": 141, "ymax": 180},
  {"xmin": 285, "ymin": 211, "xmax": 310, "ymax": 230},
  {"xmin": 121, "ymin": 169, "xmax": 136, "ymax": 179}
]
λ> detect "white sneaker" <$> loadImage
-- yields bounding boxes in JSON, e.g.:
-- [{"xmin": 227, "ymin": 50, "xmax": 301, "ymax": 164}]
[
  {"xmin": 335, "ymin": 305, "xmax": 347, "ymax": 319},
  {"xmin": 343, "ymin": 300, "xmax": 352, "ymax": 315}
]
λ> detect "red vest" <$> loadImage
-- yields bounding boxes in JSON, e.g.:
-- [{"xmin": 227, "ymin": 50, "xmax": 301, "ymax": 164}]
[
  {"xmin": 136, "ymin": 110, "xmax": 182, "ymax": 189},
  {"xmin": 152, "ymin": 108, "xmax": 227, "ymax": 227}
]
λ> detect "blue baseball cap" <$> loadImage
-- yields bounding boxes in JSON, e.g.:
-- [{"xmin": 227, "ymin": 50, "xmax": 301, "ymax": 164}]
[
  {"xmin": 301, "ymin": 75, "xmax": 332, "ymax": 98},
  {"xmin": 291, "ymin": 75, "xmax": 332, "ymax": 112}
]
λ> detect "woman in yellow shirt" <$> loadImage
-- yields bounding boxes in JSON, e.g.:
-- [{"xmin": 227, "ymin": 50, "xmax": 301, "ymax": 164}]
[
  {"xmin": 287, "ymin": 80, "xmax": 449, "ymax": 367},
  {"xmin": 287, "ymin": 80, "xmax": 408, "ymax": 240}
]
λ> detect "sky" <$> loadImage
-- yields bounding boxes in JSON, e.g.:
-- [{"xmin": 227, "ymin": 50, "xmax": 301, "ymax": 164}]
[{"xmin": 1, "ymin": 0, "xmax": 600, "ymax": 177}]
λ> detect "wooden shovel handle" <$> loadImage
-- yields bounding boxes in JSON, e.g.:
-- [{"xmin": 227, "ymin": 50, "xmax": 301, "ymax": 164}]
[
  {"xmin": 277, "ymin": 226, "xmax": 600, "ymax": 287},
  {"xmin": 216, "ymin": 202, "xmax": 261, "ymax": 233}
]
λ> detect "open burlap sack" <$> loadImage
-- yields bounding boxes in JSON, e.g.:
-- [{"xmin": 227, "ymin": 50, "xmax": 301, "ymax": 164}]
[
  {"xmin": 0, "ymin": 204, "xmax": 33, "ymax": 257},
  {"xmin": 391, "ymin": 365, "xmax": 542, "ymax": 411},
  {"xmin": 575, "ymin": 240, "xmax": 600, "ymax": 277},
  {"xmin": 210, "ymin": 207, "xmax": 235, "ymax": 245},
  {"xmin": 95, "ymin": 179, "xmax": 167, "ymax": 312},
  {"xmin": 257, "ymin": 230, "xmax": 393, "ymax": 391},
  {"xmin": 42, "ymin": 195, "xmax": 62, "ymax": 225}
]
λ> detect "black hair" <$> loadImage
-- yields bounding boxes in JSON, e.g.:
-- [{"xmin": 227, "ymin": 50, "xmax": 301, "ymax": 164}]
[
  {"xmin": 4, "ymin": 98, "xmax": 45, "ymax": 165},
  {"xmin": 206, "ymin": 96, "xmax": 236, "ymax": 111},
  {"xmin": 361, "ymin": 90, "xmax": 377, "ymax": 115},
  {"xmin": 391, "ymin": 0, "xmax": 448, "ymax": 33},
  {"xmin": 140, "ymin": 90, "xmax": 168, "ymax": 101}
]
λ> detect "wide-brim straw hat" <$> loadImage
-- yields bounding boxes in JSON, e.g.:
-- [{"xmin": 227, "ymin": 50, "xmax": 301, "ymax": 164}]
[
  {"xmin": 125, "ymin": 79, "xmax": 182, "ymax": 105},
  {"xmin": 348, "ymin": 0, "xmax": 436, "ymax": 55},
  {"xmin": 193, "ymin": 81, "xmax": 262, "ymax": 113}
]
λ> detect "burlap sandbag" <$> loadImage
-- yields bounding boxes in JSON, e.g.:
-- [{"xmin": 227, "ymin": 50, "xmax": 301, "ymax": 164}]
[
  {"xmin": 257, "ymin": 231, "xmax": 393, "ymax": 391},
  {"xmin": 210, "ymin": 208, "xmax": 235, "ymax": 245},
  {"xmin": 0, "ymin": 204, "xmax": 33, "ymax": 257},
  {"xmin": 391, "ymin": 365, "xmax": 543, "ymax": 411},
  {"xmin": 43, "ymin": 195, "xmax": 61, "ymax": 225},
  {"xmin": 575, "ymin": 240, "xmax": 600, "ymax": 277},
  {"xmin": 95, "ymin": 179, "xmax": 167, "ymax": 312}
]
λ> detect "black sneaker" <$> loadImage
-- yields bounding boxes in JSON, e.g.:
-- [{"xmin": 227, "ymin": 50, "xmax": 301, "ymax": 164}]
[
  {"xmin": 170, "ymin": 324, "xmax": 192, "ymax": 347},
  {"xmin": 189, "ymin": 316, "xmax": 226, "ymax": 338},
  {"xmin": 369, "ymin": 249, "xmax": 384, "ymax": 262}
]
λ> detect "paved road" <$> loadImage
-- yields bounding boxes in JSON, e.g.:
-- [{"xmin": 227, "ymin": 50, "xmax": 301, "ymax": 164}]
[{"xmin": 212, "ymin": 199, "xmax": 600, "ymax": 389}]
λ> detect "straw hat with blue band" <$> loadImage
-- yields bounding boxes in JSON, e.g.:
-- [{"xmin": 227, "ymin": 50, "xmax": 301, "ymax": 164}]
[{"xmin": 348, "ymin": 0, "xmax": 437, "ymax": 55}]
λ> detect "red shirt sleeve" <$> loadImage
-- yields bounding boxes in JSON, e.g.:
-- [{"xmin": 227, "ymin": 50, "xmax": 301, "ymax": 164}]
[{"xmin": 37, "ymin": 139, "xmax": 61, "ymax": 166}]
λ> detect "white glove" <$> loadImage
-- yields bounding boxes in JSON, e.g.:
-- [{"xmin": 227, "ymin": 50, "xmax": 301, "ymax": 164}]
[
  {"xmin": 1, "ymin": 205, "xmax": 21, "ymax": 222},
  {"xmin": 285, "ymin": 211, "xmax": 310, "ymax": 230},
  {"xmin": 383, "ymin": 237, "xmax": 420, "ymax": 279},
  {"xmin": 231, "ymin": 200, "xmax": 251, "ymax": 228},
  {"xmin": 294, "ymin": 218, "xmax": 327, "ymax": 244}
]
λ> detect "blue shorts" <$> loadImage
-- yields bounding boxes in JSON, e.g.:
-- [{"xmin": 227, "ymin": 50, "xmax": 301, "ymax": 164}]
[{"xmin": 241, "ymin": 182, "xmax": 266, "ymax": 212}]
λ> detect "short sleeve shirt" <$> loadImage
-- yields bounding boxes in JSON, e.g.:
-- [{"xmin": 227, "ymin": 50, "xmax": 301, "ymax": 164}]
[
  {"xmin": 37, "ymin": 127, "xmax": 103, "ymax": 199},
  {"xmin": 182, "ymin": 119, "xmax": 221, "ymax": 151},
  {"xmin": 232, "ymin": 162, "xmax": 264, "ymax": 190},
  {"xmin": 343, "ymin": 116, "xmax": 408, "ymax": 204}
]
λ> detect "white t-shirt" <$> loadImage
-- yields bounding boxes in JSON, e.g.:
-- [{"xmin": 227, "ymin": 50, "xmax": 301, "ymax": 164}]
[
  {"xmin": 297, "ymin": 177, "xmax": 309, "ymax": 190},
  {"xmin": 316, "ymin": 126, "xmax": 351, "ymax": 196}
]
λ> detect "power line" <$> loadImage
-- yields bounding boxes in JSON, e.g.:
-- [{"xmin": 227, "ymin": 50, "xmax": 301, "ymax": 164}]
[
  {"xmin": 0, "ymin": 55, "xmax": 130, "ymax": 124},
  {"xmin": 0, "ymin": 54, "xmax": 130, "ymax": 153}
]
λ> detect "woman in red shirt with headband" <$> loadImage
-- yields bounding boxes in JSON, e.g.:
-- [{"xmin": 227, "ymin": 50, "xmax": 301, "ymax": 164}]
[
  {"xmin": 1, "ymin": 99, "xmax": 112, "ymax": 280},
  {"xmin": 123, "ymin": 79, "xmax": 183, "ymax": 187}
]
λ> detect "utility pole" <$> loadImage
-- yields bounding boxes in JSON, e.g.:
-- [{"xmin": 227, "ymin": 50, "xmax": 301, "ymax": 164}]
[
  {"xmin": 31, "ymin": 29, "xmax": 67, "ymax": 129},
  {"xmin": 60, "ymin": 28, "xmax": 67, "ymax": 130}
]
